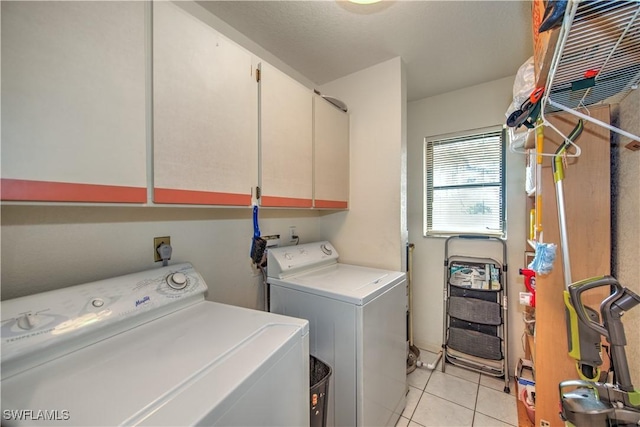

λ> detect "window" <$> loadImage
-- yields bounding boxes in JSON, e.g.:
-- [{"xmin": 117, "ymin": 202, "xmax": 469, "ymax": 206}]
[{"xmin": 424, "ymin": 127, "xmax": 506, "ymax": 237}]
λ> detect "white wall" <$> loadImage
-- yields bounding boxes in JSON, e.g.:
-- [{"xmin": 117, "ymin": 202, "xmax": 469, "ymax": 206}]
[
  {"xmin": 317, "ymin": 57, "xmax": 407, "ymax": 272},
  {"xmin": 407, "ymin": 76, "xmax": 527, "ymax": 370},
  {"xmin": 0, "ymin": 206, "xmax": 322, "ymax": 307},
  {"xmin": 614, "ymin": 89, "xmax": 640, "ymax": 386}
]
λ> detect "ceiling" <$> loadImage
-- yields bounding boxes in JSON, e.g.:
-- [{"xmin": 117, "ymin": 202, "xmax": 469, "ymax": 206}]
[{"xmin": 197, "ymin": 0, "xmax": 533, "ymax": 102}]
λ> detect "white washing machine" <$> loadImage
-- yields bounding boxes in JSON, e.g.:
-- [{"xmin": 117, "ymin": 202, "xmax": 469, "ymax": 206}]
[
  {"xmin": 1, "ymin": 263, "xmax": 309, "ymax": 426},
  {"xmin": 267, "ymin": 241, "xmax": 407, "ymax": 427}
]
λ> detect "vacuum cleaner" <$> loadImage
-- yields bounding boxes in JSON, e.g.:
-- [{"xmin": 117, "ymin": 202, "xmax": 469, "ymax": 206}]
[
  {"xmin": 551, "ymin": 120, "xmax": 640, "ymax": 425},
  {"xmin": 559, "ymin": 276, "xmax": 640, "ymax": 426},
  {"xmin": 552, "ymin": 120, "xmax": 605, "ymax": 381}
]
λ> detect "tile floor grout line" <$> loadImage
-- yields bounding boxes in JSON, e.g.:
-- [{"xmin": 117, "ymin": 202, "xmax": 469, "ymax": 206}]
[
  {"xmin": 475, "ymin": 381, "xmax": 519, "ymax": 426},
  {"xmin": 404, "ymin": 390, "xmax": 512, "ymax": 426},
  {"xmin": 423, "ymin": 366, "xmax": 434, "ymax": 391},
  {"xmin": 471, "ymin": 377, "xmax": 481, "ymax": 426},
  {"xmin": 420, "ymin": 389, "xmax": 478, "ymax": 413},
  {"xmin": 409, "ymin": 387, "xmax": 425, "ymax": 422},
  {"xmin": 439, "ymin": 371, "xmax": 482, "ymax": 389},
  {"xmin": 407, "ymin": 355, "xmax": 518, "ymax": 427},
  {"xmin": 410, "ymin": 365, "xmax": 429, "ymax": 420}
]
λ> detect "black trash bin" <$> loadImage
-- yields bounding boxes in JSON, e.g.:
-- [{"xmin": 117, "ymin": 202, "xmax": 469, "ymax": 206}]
[{"xmin": 310, "ymin": 355, "xmax": 331, "ymax": 427}]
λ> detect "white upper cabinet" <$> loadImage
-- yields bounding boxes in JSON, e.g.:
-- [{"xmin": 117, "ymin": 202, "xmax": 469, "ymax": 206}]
[
  {"xmin": 153, "ymin": 2, "xmax": 258, "ymax": 206},
  {"xmin": 1, "ymin": 2, "xmax": 348, "ymax": 209},
  {"xmin": 1, "ymin": 1, "xmax": 147, "ymax": 203},
  {"xmin": 313, "ymin": 95, "xmax": 349, "ymax": 209},
  {"xmin": 259, "ymin": 62, "xmax": 313, "ymax": 208}
]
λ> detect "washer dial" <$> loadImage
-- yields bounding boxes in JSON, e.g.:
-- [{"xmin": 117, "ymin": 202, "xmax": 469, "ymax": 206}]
[
  {"xmin": 167, "ymin": 272, "xmax": 188, "ymax": 290},
  {"xmin": 16, "ymin": 313, "xmax": 40, "ymax": 330}
]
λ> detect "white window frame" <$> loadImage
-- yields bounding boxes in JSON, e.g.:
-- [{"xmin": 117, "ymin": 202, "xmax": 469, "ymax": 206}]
[{"xmin": 423, "ymin": 126, "xmax": 506, "ymax": 238}]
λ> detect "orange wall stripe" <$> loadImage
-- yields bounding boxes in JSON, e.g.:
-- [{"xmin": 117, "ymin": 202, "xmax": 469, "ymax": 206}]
[
  {"xmin": 154, "ymin": 188, "xmax": 251, "ymax": 206},
  {"xmin": 314, "ymin": 200, "xmax": 348, "ymax": 209},
  {"xmin": 261, "ymin": 195, "xmax": 312, "ymax": 208},
  {"xmin": 1, "ymin": 178, "xmax": 146, "ymax": 203}
]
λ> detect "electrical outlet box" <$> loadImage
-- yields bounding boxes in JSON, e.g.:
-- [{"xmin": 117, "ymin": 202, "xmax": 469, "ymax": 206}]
[
  {"xmin": 263, "ymin": 234, "xmax": 280, "ymax": 248},
  {"xmin": 154, "ymin": 236, "xmax": 171, "ymax": 262},
  {"xmin": 289, "ymin": 226, "xmax": 297, "ymax": 242}
]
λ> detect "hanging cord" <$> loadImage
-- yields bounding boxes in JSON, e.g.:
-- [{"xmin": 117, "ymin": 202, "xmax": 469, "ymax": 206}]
[
  {"xmin": 260, "ymin": 266, "xmax": 269, "ymax": 312},
  {"xmin": 408, "ymin": 243, "xmax": 415, "ymax": 347}
]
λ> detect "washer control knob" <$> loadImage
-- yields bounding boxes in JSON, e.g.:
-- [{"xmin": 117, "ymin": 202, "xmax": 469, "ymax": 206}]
[
  {"xmin": 320, "ymin": 244, "xmax": 332, "ymax": 256},
  {"xmin": 16, "ymin": 313, "xmax": 39, "ymax": 330},
  {"xmin": 167, "ymin": 272, "xmax": 188, "ymax": 290}
]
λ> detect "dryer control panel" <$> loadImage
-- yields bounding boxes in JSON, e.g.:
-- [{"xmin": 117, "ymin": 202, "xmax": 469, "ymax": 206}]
[
  {"xmin": 1, "ymin": 263, "xmax": 207, "ymax": 379},
  {"xmin": 267, "ymin": 241, "xmax": 339, "ymax": 279}
]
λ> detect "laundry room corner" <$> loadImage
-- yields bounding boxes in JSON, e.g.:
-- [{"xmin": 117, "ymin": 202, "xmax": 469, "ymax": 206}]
[
  {"xmin": 4, "ymin": 1, "xmax": 639, "ymax": 426},
  {"xmin": 319, "ymin": 57, "xmax": 407, "ymax": 273},
  {"xmin": 406, "ymin": 76, "xmax": 528, "ymax": 372}
]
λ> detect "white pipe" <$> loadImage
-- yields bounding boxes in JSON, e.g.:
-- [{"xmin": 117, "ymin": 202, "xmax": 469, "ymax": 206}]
[
  {"xmin": 408, "ymin": 243, "xmax": 415, "ymax": 346},
  {"xmin": 416, "ymin": 351, "xmax": 442, "ymax": 370}
]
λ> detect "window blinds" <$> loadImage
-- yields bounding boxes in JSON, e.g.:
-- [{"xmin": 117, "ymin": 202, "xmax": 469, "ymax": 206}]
[{"xmin": 425, "ymin": 128, "xmax": 505, "ymax": 237}]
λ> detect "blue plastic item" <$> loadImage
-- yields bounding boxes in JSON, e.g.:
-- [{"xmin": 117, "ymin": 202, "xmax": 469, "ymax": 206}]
[{"xmin": 529, "ymin": 242, "xmax": 557, "ymax": 275}]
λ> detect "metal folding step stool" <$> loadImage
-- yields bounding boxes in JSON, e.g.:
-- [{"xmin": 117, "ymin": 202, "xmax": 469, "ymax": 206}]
[{"xmin": 441, "ymin": 235, "xmax": 510, "ymax": 393}]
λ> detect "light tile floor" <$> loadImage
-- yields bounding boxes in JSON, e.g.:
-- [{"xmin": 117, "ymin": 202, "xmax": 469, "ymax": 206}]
[{"xmin": 397, "ymin": 349, "xmax": 518, "ymax": 427}]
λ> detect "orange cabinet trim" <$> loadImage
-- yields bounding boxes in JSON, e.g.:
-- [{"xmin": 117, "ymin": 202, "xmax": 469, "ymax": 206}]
[
  {"xmin": 1, "ymin": 178, "xmax": 146, "ymax": 203},
  {"xmin": 261, "ymin": 195, "xmax": 312, "ymax": 208},
  {"xmin": 314, "ymin": 200, "xmax": 348, "ymax": 209},
  {"xmin": 154, "ymin": 188, "xmax": 251, "ymax": 206}
]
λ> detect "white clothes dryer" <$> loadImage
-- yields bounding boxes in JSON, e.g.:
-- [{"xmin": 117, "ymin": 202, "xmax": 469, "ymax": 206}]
[
  {"xmin": 267, "ymin": 241, "xmax": 407, "ymax": 427},
  {"xmin": 1, "ymin": 263, "xmax": 309, "ymax": 426}
]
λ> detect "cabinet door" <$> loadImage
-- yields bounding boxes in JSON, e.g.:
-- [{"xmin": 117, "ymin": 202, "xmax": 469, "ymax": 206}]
[
  {"xmin": 313, "ymin": 95, "xmax": 349, "ymax": 209},
  {"xmin": 259, "ymin": 63, "xmax": 313, "ymax": 208},
  {"xmin": 153, "ymin": 2, "xmax": 257, "ymax": 206},
  {"xmin": 1, "ymin": 2, "xmax": 147, "ymax": 203}
]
